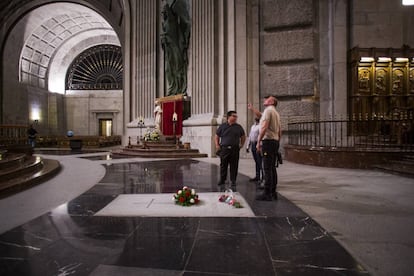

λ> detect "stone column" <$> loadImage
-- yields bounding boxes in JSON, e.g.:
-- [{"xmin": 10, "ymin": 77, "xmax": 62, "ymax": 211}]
[
  {"xmin": 318, "ymin": 0, "xmax": 349, "ymax": 119},
  {"xmin": 124, "ymin": 0, "xmax": 158, "ymax": 143},
  {"xmin": 129, "ymin": 0, "xmax": 158, "ymax": 121}
]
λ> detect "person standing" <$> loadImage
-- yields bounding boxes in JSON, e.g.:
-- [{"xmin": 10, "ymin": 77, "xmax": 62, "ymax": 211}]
[
  {"xmin": 246, "ymin": 116, "xmax": 263, "ymax": 182},
  {"xmin": 256, "ymin": 95, "xmax": 281, "ymax": 201},
  {"xmin": 27, "ymin": 124, "xmax": 38, "ymax": 148},
  {"xmin": 215, "ymin": 111, "xmax": 246, "ymax": 192}
]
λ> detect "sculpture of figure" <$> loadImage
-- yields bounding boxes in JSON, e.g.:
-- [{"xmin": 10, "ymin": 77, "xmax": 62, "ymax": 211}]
[
  {"xmin": 161, "ymin": 0, "xmax": 191, "ymax": 96},
  {"xmin": 154, "ymin": 101, "xmax": 163, "ymax": 130}
]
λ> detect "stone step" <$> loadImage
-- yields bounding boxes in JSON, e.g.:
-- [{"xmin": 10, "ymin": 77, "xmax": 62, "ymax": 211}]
[
  {"xmin": 0, "ymin": 156, "xmax": 43, "ymax": 182},
  {"xmin": 121, "ymin": 147, "xmax": 200, "ymax": 154},
  {"xmin": 113, "ymin": 141, "xmax": 207, "ymax": 158},
  {"xmin": 0, "ymin": 159, "xmax": 61, "ymax": 198},
  {"xmin": 111, "ymin": 149, "xmax": 208, "ymax": 158},
  {"xmin": 372, "ymin": 154, "xmax": 414, "ymax": 178},
  {"xmin": 0, "ymin": 153, "xmax": 26, "ymax": 170},
  {"xmin": 131, "ymin": 143, "xmax": 184, "ymax": 149}
]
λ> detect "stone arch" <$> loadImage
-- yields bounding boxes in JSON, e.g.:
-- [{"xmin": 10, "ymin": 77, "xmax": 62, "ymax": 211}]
[{"xmin": 1, "ymin": 1, "xmax": 124, "ymax": 135}]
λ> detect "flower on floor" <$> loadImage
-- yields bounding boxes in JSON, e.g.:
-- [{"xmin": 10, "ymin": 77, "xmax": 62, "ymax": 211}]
[
  {"xmin": 173, "ymin": 186, "xmax": 199, "ymax": 206},
  {"xmin": 218, "ymin": 189, "xmax": 243, "ymax": 208}
]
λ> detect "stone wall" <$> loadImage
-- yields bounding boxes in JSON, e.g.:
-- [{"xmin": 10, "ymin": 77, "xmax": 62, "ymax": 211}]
[
  {"xmin": 352, "ymin": 0, "xmax": 414, "ymax": 48},
  {"xmin": 65, "ymin": 90, "xmax": 123, "ymax": 136},
  {"xmin": 259, "ymin": 0, "xmax": 316, "ymax": 126}
]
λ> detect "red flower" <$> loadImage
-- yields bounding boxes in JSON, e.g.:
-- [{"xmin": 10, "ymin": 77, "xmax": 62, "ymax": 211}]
[{"xmin": 179, "ymin": 197, "xmax": 185, "ymax": 203}]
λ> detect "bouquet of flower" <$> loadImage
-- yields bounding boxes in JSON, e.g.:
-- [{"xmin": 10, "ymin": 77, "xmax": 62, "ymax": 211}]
[
  {"xmin": 173, "ymin": 186, "xmax": 200, "ymax": 206},
  {"xmin": 144, "ymin": 128, "xmax": 160, "ymax": 141},
  {"xmin": 218, "ymin": 189, "xmax": 243, "ymax": 208}
]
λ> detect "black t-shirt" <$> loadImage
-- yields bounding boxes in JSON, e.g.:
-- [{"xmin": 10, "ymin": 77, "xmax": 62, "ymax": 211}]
[
  {"xmin": 216, "ymin": 123, "xmax": 245, "ymax": 146},
  {"xmin": 27, "ymin": 128, "xmax": 37, "ymax": 138}
]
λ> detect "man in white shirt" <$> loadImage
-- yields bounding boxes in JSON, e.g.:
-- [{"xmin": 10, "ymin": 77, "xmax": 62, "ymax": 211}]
[
  {"xmin": 246, "ymin": 116, "xmax": 263, "ymax": 182},
  {"xmin": 255, "ymin": 95, "xmax": 281, "ymax": 201}
]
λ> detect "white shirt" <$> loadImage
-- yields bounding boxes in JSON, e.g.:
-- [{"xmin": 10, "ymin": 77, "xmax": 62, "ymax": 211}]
[
  {"xmin": 247, "ymin": 123, "xmax": 260, "ymax": 149},
  {"xmin": 260, "ymin": 105, "xmax": 281, "ymax": 141}
]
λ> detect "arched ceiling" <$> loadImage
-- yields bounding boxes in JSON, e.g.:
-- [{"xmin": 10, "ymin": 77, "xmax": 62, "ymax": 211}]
[{"xmin": 15, "ymin": 2, "xmax": 119, "ymax": 93}]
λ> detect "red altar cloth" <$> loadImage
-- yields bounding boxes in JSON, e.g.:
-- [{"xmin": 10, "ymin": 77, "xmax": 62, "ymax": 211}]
[{"xmin": 160, "ymin": 95, "xmax": 184, "ymax": 136}]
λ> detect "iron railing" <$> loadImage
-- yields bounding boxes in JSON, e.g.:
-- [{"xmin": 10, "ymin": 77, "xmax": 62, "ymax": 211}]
[{"xmin": 288, "ymin": 118, "xmax": 414, "ymax": 152}]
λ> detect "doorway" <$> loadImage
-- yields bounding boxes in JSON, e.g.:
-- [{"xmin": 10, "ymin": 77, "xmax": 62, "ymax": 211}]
[{"xmin": 99, "ymin": 119, "xmax": 112, "ymax": 136}]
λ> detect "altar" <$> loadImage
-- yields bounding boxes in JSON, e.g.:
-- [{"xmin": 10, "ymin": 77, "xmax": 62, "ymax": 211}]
[{"xmin": 156, "ymin": 94, "xmax": 190, "ymax": 137}]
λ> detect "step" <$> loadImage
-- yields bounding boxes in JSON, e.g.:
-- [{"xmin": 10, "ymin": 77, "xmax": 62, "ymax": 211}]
[
  {"xmin": 372, "ymin": 163, "xmax": 414, "ymax": 178},
  {"xmin": 121, "ymin": 147, "xmax": 201, "ymax": 154},
  {"xmin": 0, "ymin": 153, "xmax": 26, "ymax": 170},
  {"xmin": 112, "ymin": 149, "xmax": 208, "ymax": 158},
  {"xmin": 0, "ymin": 156, "xmax": 43, "ymax": 182},
  {"xmin": 0, "ymin": 159, "xmax": 61, "ymax": 198},
  {"xmin": 372, "ymin": 154, "xmax": 414, "ymax": 178}
]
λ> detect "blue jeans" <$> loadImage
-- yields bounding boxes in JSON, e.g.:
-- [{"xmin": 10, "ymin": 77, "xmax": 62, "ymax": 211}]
[
  {"xmin": 28, "ymin": 138, "xmax": 36, "ymax": 148},
  {"xmin": 250, "ymin": 141, "xmax": 263, "ymax": 179}
]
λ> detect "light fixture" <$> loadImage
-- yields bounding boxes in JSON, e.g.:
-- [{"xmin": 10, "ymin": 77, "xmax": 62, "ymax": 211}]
[
  {"xmin": 377, "ymin": 57, "xmax": 391, "ymax": 62},
  {"xmin": 402, "ymin": 0, "xmax": 414, "ymax": 6},
  {"xmin": 360, "ymin": 57, "xmax": 374, "ymax": 62},
  {"xmin": 395, "ymin": 57, "xmax": 409, "ymax": 62},
  {"xmin": 30, "ymin": 105, "xmax": 40, "ymax": 123}
]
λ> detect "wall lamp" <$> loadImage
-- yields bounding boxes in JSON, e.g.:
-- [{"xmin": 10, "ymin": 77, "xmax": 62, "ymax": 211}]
[{"xmin": 360, "ymin": 57, "xmax": 374, "ymax": 62}]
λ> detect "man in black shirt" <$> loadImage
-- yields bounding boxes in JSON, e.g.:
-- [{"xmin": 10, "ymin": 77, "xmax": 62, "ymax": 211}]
[
  {"xmin": 27, "ymin": 124, "xmax": 38, "ymax": 148},
  {"xmin": 215, "ymin": 111, "xmax": 246, "ymax": 192}
]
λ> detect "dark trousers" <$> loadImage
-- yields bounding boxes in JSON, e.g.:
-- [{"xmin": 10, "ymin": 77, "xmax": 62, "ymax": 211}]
[
  {"xmin": 262, "ymin": 139, "xmax": 279, "ymax": 195},
  {"xmin": 251, "ymin": 141, "xmax": 263, "ymax": 179},
  {"xmin": 219, "ymin": 146, "xmax": 240, "ymax": 185}
]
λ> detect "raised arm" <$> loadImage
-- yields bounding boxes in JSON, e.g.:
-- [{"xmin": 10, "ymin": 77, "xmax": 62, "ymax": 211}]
[{"xmin": 248, "ymin": 103, "xmax": 262, "ymax": 118}]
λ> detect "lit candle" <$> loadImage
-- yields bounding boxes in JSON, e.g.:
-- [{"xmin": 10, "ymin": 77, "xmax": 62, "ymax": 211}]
[{"xmin": 172, "ymin": 112, "xmax": 178, "ymax": 122}]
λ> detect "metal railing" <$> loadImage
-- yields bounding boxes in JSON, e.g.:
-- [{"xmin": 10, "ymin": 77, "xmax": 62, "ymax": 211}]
[
  {"xmin": 0, "ymin": 125, "xmax": 29, "ymax": 146},
  {"xmin": 288, "ymin": 118, "xmax": 414, "ymax": 152}
]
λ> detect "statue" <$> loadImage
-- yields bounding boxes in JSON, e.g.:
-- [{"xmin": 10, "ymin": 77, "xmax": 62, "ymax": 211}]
[
  {"xmin": 154, "ymin": 101, "xmax": 163, "ymax": 130},
  {"xmin": 161, "ymin": 0, "xmax": 191, "ymax": 96}
]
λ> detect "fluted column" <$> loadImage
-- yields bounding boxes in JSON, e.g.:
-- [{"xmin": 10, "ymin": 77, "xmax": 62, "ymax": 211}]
[
  {"xmin": 190, "ymin": 0, "xmax": 216, "ymax": 115},
  {"xmin": 130, "ymin": 0, "xmax": 158, "ymax": 121}
]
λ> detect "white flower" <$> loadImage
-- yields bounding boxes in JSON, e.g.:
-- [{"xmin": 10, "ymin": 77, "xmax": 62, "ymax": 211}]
[
  {"xmin": 172, "ymin": 197, "xmax": 176, "ymax": 201},
  {"xmin": 191, "ymin": 189, "xmax": 195, "ymax": 195},
  {"xmin": 178, "ymin": 190, "xmax": 182, "ymax": 194},
  {"xmin": 183, "ymin": 186, "xmax": 188, "ymax": 190},
  {"xmin": 190, "ymin": 198, "xmax": 195, "ymax": 204}
]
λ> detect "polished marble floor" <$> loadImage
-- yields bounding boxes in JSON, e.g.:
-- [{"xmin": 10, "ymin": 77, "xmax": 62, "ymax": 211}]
[{"xmin": 0, "ymin": 158, "xmax": 370, "ymax": 276}]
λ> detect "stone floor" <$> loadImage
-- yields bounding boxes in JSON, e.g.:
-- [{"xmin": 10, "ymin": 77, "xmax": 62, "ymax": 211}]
[{"xmin": 0, "ymin": 149, "xmax": 413, "ymax": 276}]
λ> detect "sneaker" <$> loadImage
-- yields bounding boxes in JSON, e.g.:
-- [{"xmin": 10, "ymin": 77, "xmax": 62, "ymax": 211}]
[
  {"xmin": 255, "ymin": 193, "xmax": 272, "ymax": 201},
  {"xmin": 231, "ymin": 183, "xmax": 237, "ymax": 192},
  {"xmin": 218, "ymin": 185, "xmax": 226, "ymax": 192}
]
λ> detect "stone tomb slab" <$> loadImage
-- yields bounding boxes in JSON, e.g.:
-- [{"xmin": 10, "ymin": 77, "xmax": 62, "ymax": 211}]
[{"xmin": 94, "ymin": 192, "xmax": 255, "ymax": 217}]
